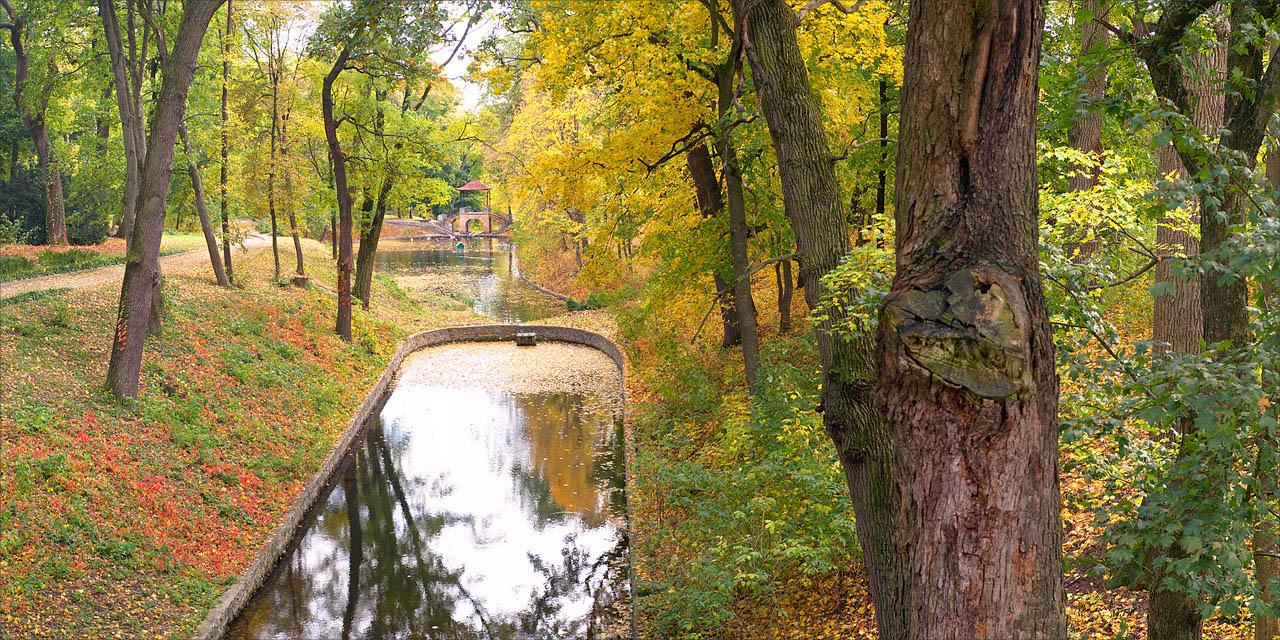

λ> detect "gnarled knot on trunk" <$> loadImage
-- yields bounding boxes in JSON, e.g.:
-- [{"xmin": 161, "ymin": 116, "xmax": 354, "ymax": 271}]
[{"xmin": 882, "ymin": 267, "xmax": 1032, "ymax": 399}]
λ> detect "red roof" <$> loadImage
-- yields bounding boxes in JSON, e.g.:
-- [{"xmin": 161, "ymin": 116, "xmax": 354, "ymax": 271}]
[{"xmin": 457, "ymin": 180, "xmax": 491, "ymax": 191}]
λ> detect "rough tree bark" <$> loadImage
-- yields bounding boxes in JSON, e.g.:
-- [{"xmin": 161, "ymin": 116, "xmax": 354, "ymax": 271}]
[
  {"xmin": 178, "ymin": 123, "xmax": 230, "ymax": 286},
  {"xmin": 686, "ymin": 142, "xmax": 742, "ymax": 348},
  {"xmin": 877, "ymin": 1, "xmax": 1064, "ymax": 637},
  {"xmin": 106, "ymin": 0, "xmax": 228, "ymax": 398},
  {"xmin": 730, "ymin": 0, "xmax": 904, "ymax": 635}
]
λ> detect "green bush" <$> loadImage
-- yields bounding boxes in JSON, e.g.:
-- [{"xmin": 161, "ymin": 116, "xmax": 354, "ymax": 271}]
[
  {"xmin": 636, "ymin": 334, "xmax": 860, "ymax": 638},
  {"xmin": 65, "ymin": 205, "xmax": 108, "ymax": 245}
]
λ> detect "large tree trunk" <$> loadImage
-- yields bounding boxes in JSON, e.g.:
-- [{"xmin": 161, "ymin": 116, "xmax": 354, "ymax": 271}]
[
  {"xmin": 179, "ymin": 123, "xmax": 230, "ymax": 287},
  {"xmin": 220, "ymin": 0, "xmax": 233, "ymax": 281},
  {"xmin": 1065, "ymin": 0, "xmax": 1108, "ymax": 261},
  {"xmin": 322, "ymin": 38, "xmax": 360, "ymax": 342},
  {"xmin": 731, "ymin": 1, "xmax": 904, "ymax": 636},
  {"xmin": 877, "ymin": 2, "xmax": 1063, "ymax": 638},
  {"xmin": 685, "ymin": 142, "xmax": 741, "ymax": 348},
  {"xmin": 106, "ymin": 0, "xmax": 227, "ymax": 399}
]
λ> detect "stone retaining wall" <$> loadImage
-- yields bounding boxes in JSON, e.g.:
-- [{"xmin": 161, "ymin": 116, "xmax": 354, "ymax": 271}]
[{"xmin": 192, "ymin": 324, "xmax": 626, "ymax": 640}]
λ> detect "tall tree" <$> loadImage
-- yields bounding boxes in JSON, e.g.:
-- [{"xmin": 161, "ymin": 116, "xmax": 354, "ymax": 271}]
[
  {"xmin": 2, "ymin": 0, "xmax": 67, "ymax": 245},
  {"xmin": 1066, "ymin": 0, "xmax": 1109, "ymax": 260},
  {"xmin": 178, "ymin": 122, "xmax": 230, "ymax": 286},
  {"xmin": 97, "ymin": 0, "xmax": 147, "ymax": 245},
  {"xmin": 351, "ymin": 3, "xmax": 481, "ymax": 309},
  {"xmin": 877, "ymin": 0, "xmax": 1063, "ymax": 636},
  {"xmin": 728, "ymin": 0, "xmax": 902, "ymax": 634},
  {"xmin": 317, "ymin": 10, "xmax": 365, "ymax": 342},
  {"xmin": 105, "ymin": 0, "xmax": 227, "ymax": 398},
  {"xmin": 686, "ymin": 141, "xmax": 742, "ymax": 349},
  {"xmin": 220, "ymin": 0, "xmax": 233, "ymax": 281},
  {"xmin": 1121, "ymin": 3, "xmax": 1280, "ymax": 636}
]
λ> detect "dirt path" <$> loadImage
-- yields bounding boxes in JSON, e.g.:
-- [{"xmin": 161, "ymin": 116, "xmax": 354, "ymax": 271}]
[{"xmin": 0, "ymin": 234, "xmax": 270, "ymax": 300}]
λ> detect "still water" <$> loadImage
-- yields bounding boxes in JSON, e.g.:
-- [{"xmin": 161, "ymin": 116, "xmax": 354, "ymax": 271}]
[
  {"xmin": 224, "ymin": 240, "xmax": 629, "ymax": 639},
  {"xmin": 374, "ymin": 239, "xmax": 563, "ymax": 323},
  {"xmin": 224, "ymin": 383, "xmax": 629, "ymax": 640}
]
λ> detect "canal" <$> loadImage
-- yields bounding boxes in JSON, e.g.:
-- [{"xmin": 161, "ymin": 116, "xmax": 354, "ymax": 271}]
[{"xmin": 224, "ymin": 240, "xmax": 630, "ymax": 639}]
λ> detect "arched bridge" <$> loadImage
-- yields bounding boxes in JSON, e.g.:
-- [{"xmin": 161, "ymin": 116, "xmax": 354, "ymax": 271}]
[{"xmin": 440, "ymin": 208, "xmax": 511, "ymax": 234}]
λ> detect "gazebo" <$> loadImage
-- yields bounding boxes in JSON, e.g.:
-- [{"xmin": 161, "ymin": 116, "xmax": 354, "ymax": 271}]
[{"xmin": 457, "ymin": 180, "xmax": 492, "ymax": 211}]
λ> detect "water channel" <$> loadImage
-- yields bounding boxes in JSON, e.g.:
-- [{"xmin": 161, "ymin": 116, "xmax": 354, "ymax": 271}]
[{"xmin": 225, "ymin": 240, "xmax": 629, "ymax": 640}]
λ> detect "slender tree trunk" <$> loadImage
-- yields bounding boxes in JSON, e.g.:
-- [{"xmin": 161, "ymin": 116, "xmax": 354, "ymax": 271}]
[
  {"xmin": 107, "ymin": 0, "xmax": 227, "ymax": 398},
  {"xmin": 775, "ymin": 258, "xmax": 793, "ymax": 332},
  {"xmin": 331, "ymin": 213, "xmax": 337, "ymax": 260},
  {"xmin": 355, "ymin": 180, "xmax": 391, "ymax": 309},
  {"xmin": 99, "ymin": 0, "xmax": 142, "ymax": 243},
  {"xmin": 1147, "ymin": 13, "xmax": 1219, "ymax": 356},
  {"xmin": 268, "ymin": 72, "xmax": 280, "ymax": 280},
  {"xmin": 1065, "ymin": 0, "xmax": 1108, "ymax": 261},
  {"xmin": 281, "ymin": 113, "xmax": 303, "ymax": 276},
  {"xmin": 717, "ymin": 73, "xmax": 760, "ymax": 389},
  {"xmin": 5, "ymin": 18, "xmax": 66, "ymax": 246},
  {"xmin": 179, "ymin": 123, "xmax": 230, "ymax": 286},
  {"xmin": 686, "ymin": 142, "xmax": 741, "ymax": 348},
  {"xmin": 877, "ymin": 2, "xmax": 1063, "ymax": 637},
  {"xmin": 322, "ymin": 38, "xmax": 360, "ymax": 342},
  {"xmin": 731, "ymin": 2, "xmax": 905, "ymax": 636},
  {"xmin": 737, "ymin": 1, "xmax": 906, "ymax": 634},
  {"xmin": 220, "ymin": 0, "xmax": 233, "ymax": 281},
  {"xmin": 30, "ymin": 123, "xmax": 66, "ymax": 245}
]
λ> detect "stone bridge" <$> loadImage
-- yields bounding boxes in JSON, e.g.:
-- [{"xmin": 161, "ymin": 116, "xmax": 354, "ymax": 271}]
[{"xmin": 440, "ymin": 208, "xmax": 511, "ymax": 234}]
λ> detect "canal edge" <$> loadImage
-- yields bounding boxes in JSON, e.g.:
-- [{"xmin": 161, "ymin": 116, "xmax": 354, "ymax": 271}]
[{"xmin": 191, "ymin": 324, "xmax": 631, "ymax": 640}]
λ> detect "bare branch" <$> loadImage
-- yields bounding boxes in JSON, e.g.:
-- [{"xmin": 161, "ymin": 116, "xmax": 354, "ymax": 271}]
[{"xmin": 797, "ymin": 0, "xmax": 867, "ymax": 21}]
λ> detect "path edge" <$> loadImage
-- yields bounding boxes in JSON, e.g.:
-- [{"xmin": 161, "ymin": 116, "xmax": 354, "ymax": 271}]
[{"xmin": 191, "ymin": 324, "xmax": 627, "ymax": 640}]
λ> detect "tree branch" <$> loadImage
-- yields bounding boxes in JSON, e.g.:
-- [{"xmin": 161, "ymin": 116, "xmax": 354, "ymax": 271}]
[{"xmin": 797, "ymin": 0, "xmax": 867, "ymax": 21}]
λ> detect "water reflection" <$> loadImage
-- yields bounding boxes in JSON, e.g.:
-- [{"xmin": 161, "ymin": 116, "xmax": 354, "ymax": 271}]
[
  {"xmin": 375, "ymin": 239, "xmax": 562, "ymax": 323},
  {"xmin": 225, "ymin": 385, "xmax": 630, "ymax": 640}
]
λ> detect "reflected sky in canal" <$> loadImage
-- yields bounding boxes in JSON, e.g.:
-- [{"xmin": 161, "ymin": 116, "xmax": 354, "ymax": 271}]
[{"xmin": 224, "ymin": 382, "xmax": 629, "ymax": 640}]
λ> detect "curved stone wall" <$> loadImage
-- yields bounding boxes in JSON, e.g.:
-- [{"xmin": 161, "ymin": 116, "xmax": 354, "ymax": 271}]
[{"xmin": 192, "ymin": 325, "xmax": 626, "ymax": 640}]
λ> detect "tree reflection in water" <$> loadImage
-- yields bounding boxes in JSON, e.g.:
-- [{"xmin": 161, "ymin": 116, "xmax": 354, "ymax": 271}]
[{"xmin": 225, "ymin": 385, "xmax": 630, "ymax": 640}]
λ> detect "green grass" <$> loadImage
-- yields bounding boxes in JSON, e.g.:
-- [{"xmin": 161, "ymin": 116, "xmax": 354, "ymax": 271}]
[
  {"xmin": 0, "ymin": 233, "xmax": 208, "ymax": 283},
  {"xmin": 0, "ymin": 240, "xmax": 478, "ymax": 639}
]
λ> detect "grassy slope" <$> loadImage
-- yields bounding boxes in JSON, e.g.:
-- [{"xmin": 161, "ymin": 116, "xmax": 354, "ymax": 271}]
[{"xmin": 0, "ymin": 240, "xmax": 475, "ymax": 639}]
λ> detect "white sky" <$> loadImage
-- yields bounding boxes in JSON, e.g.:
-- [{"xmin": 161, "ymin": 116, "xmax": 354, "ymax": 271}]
[{"xmin": 432, "ymin": 7, "xmax": 501, "ymax": 111}]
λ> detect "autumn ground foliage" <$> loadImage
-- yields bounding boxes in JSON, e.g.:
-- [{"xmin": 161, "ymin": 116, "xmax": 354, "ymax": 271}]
[{"xmin": 0, "ymin": 241, "xmax": 475, "ymax": 639}]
